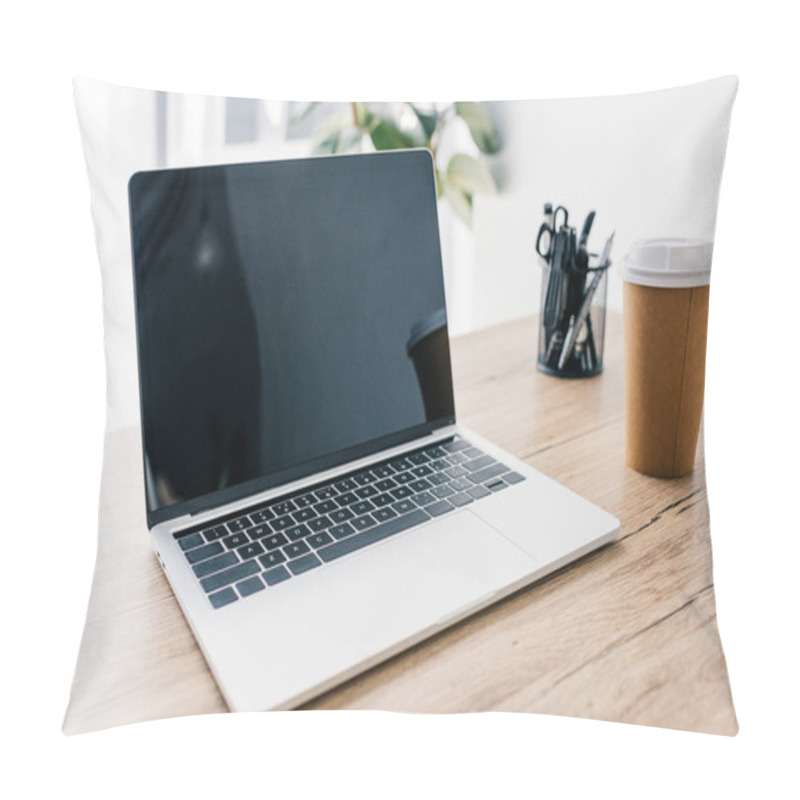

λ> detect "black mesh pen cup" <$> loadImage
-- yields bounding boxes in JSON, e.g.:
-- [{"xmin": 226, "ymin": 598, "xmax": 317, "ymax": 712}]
[{"xmin": 537, "ymin": 256, "xmax": 610, "ymax": 378}]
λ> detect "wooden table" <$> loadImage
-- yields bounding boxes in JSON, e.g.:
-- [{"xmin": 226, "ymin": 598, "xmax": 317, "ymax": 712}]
[{"xmin": 63, "ymin": 312, "xmax": 737, "ymax": 735}]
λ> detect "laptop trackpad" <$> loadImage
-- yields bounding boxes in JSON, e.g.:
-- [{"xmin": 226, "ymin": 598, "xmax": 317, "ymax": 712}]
[{"xmin": 211, "ymin": 511, "xmax": 538, "ymax": 710}]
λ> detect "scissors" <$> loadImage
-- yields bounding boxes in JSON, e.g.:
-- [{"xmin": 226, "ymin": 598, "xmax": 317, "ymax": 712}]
[{"xmin": 536, "ymin": 205, "xmax": 569, "ymax": 263}]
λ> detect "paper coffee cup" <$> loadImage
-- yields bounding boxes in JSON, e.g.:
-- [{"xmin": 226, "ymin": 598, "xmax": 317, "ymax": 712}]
[{"xmin": 621, "ymin": 239, "xmax": 713, "ymax": 478}]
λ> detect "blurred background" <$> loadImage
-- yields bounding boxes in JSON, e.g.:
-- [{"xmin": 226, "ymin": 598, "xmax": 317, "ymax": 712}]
[{"xmin": 78, "ymin": 78, "xmax": 733, "ymax": 430}]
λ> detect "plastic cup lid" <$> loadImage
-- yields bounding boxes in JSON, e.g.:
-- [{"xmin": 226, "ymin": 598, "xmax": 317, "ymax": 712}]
[{"xmin": 621, "ymin": 238, "xmax": 713, "ymax": 288}]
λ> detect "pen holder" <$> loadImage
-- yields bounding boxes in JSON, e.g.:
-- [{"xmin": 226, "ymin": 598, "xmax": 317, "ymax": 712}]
[{"xmin": 537, "ymin": 257, "xmax": 610, "ymax": 378}]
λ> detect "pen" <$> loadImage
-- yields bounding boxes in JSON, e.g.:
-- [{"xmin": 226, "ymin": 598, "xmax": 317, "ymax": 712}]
[{"xmin": 558, "ymin": 231, "xmax": 614, "ymax": 370}]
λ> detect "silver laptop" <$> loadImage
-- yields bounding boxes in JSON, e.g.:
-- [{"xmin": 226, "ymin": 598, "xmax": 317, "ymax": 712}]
[{"xmin": 128, "ymin": 149, "xmax": 619, "ymax": 711}]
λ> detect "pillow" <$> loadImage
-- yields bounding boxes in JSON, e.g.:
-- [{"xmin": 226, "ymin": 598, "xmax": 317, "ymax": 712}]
[{"xmin": 65, "ymin": 75, "xmax": 738, "ymax": 734}]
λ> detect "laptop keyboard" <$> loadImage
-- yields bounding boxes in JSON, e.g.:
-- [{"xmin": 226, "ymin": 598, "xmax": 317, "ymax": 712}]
[{"xmin": 174, "ymin": 436, "xmax": 525, "ymax": 609}]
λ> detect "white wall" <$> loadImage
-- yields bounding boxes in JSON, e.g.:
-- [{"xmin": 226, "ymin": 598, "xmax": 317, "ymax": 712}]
[{"xmin": 466, "ymin": 79, "xmax": 737, "ymax": 331}]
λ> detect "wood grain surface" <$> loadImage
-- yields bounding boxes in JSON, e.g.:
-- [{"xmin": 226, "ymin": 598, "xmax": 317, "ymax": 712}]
[{"xmin": 63, "ymin": 312, "xmax": 737, "ymax": 735}]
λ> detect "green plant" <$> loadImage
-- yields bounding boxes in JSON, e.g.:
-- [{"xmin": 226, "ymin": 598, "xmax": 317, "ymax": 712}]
[{"xmin": 291, "ymin": 101, "xmax": 501, "ymax": 227}]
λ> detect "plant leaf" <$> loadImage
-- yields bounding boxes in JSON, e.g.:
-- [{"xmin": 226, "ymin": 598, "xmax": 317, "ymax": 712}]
[
  {"xmin": 351, "ymin": 101, "xmax": 368, "ymax": 127},
  {"xmin": 289, "ymin": 101, "xmax": 319, "ymax": 128},
  {"xmin": 446, "ymin": 153, "xmax": 498, "ymax": 195},
  {"xmin": 312, "ymin": 131, "xmax": 343, "ymax": 154},
  {"xmin": 454, "ymin": 102, "xmax": 501, "ymax": 154},
  {"xmin": 365, "ymin": 115, "xmax": 417, "ymax": 150},
  {"xmin": 312, "ymin": 125, "xmax": 362, "ymax": 155},
  {"xmin": 435, "ymin": 168, "xmax": 446, "ymax": 199},
  {"xmin": 441, "ymin": 179, "xmax": 473, "ymax": 227},
  {"xmin": 408, "ymin": 103, "xmax": 440, "ymax": 141},
  {"xmin": 310, "ymin": 111, "xmax": 362, "ymax": 154}
]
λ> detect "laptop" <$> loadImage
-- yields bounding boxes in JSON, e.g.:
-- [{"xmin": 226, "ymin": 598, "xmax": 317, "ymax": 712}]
[{"xmin": 128, "ymin": 149, "xmax": 619, "ymax": 711}]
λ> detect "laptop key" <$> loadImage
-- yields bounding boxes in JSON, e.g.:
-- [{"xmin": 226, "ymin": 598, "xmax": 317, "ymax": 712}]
[
  {"xmin": 353, "ymin": 472, "xmax": 375, "ymax": 486},
  {"xmin": 318, "ymin": 509, "xmax": 431, "ymax": 564},
  {"xmin": 409, "ymin": 478, "xmax": 431, "ymax": 492},
  {"xmin": 236, "ymin": 541, "xmax": 264, "ymax": 561},
  {"xmin": 201, "ymin": 559, "xmax": 259, "ymax": 593},
  {"xmin": 429, "ymin": 459, "xmax": 450, "ymax": 471},
  {"xmin": 464, "ymin": 455, "xmax": 496, "ymax": 472},
  {"xmin": 504, "ymin": 471, "xmax": 525, "ymax": 484},
  {"xmin": 271, "ymin": 515, "xmax": 294, "ymax": 531},
  {"xmin": 227, "ymin": 517, "xmax": 251, "ymax": 533},
  {"xmin": 315, "ymin": 487, "xmax": 337, "ymax": 500},
  {"xmin": 486, "ymin": 479, "xmax": 508, "ymax": 492},
  {"xmin": 355, "ymin": 485, "xmax": 378, "ymax": 499},
  {"xmin": 193, "ymin": 551, "xmax": 238, "ymax": 578},
  {"xmin": 468, "ymin": 463, "xmax": 508, "ymax": 484},
  {"xmin": 373, "ymin": 507, "xmax": 398, "ymax": 523},
  {"xmin": 330, "ymin": 508, "xmax": 354, "ymax": 523},
  {"xmin": 351, "ymin": 500, "xmax": 375, "ymax": 515},
  {"xmin": 427, "ymin": 500, "xmax": 454, "ymax": 517},
  {"xmin": 425, "ymin": 446, "xmax": 448, "ymax": 459},
  {"xmin": 388, "ymin": 457, "xmax": 412, "ymax": 471},
  {"xmin": 202, "ymin": 525, "xmax": 228, "ymax": 543},
  {"xmin": 294, "ymin": 493, "xmax": 316, "ymax": 509},
  {"xmin": 285, "ymin": 524, "xmax": 311, "ymax": 542},
  {"xmin": 273, "ymin": 500, "xmax": 296, "ymax": 516},
  {"xmin": 250, "ymin": 508, "xmax": 275, "ymax": 524},
  {"xmin": 178, "ymin": 532, "xmax": 205, "ymax": 551},
  {"xmin": 432, "ymin": 484, "xmax": 455, "ymax": 499},
  {"xmin": 407, "ymin": 452, "xmax": 429, "ymax": 466},
  {"xmin": 375, "ymin": 478, "xmax": 397, "ymax": 491},
  {"xmin": 209, "ymin": 588, "xmax": 238, "ymax": 609},
  {"xmin": 292, "ymin": 507, "xmax": 317, "ymax": 524},
  {"xmin": 333, "ymin": 478, "xmax": 357, "ymax": 493},
  {"xmin": 259, "ymin": 550, "xmax": 287, "ymax": 569},
  {"xmin": 466, "ymin": 485, "xmax": 491, "ymax": 500},
  {"xmin": 412, "ymin": 491, "xmax": 437, "ymax": 506},
  {"xmin": 329, "ymin": 522, "xmax": 356, "ymax": 540},
  {"xmin": 236, "ymin": 575, "xmax": 265, "ymax": 597},
  {"xmin": 307, "ymin": 515, "xmax": 333, "ymax": 532},
  {"xmin": 335, "ymin": 492, "xmax": 359, "ymax": 507},
  {"xmin": 428, "ymin": 472, "xmax": 450, "ymax": 487},
  {"xmin": 412, "ymin": 465, "xmax": 433, "ymax": 477},
  {"xmin": 287, "ymin": 553, "xmax": 322, "ymax": 576},
  {"xmin": 463, "ymin": 447, "xmax": 484, "ymax": 460},
  {"xmin": 284, "ymin": 541, "xmax": 311, "ymax": 559},
  {"xmin": 263, "ymin": 566, "xmax": 291, "ymax": 586},
  {"xmin": 223, "ymin": 532, "xmax": 250, "ymax": 549},
  {"xmin": 441, "ymin": 439, "xmax": 470, "ymax": 453},
  {"xmin": 394, "ymin": 472, "xmax": 415, "ymax": 484},
  {"xmin": 446, "ymin": 452, "xmax": 469, "ymax": 465},
  {"xmin": 392, "ymin": 499, "xmax": 416, "ymax": 515},
  {"xmin": 390, "ymin": 486, "xmax": 413, "ymax": 499},
  {"xmin": 449, "ymin": 492, "xmax": 474, "ymax": 507},
  {"xmin": 444, "ymin": 465, "xmax": 468, "ymax": 478},
  {"xmin": 314, "ymin": 500, "xmax": 337, "ymax": 515},
  {"xmin": 307, "ymin": 532, "xmax": 334, "ymax": 548},
  {"xmin": 372, "ymin": 492, "xmax": 395, "ymax": 507},
  {"xmin": 248, "ymin": 524, "xmax": 272, "ymax": 540},
  {"xmin": 372, "ymin": 465, "xmax": 395, "ymax": 478},
  {"xmin": 351, "ymin": 515, "xmax": 376, "ymax": 532},
  {"xmin": 264, "ymin": 533, "xmax": 288, "ymax": 550},
  {"xmin": 450, "ymin": 476, "xmax": 473, "ymax": 491}
]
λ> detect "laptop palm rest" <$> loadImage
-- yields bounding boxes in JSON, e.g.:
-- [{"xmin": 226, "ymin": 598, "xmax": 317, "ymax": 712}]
[{"xmin": 202, "ymin": 511, "xmax": 538, "ymax": 711}]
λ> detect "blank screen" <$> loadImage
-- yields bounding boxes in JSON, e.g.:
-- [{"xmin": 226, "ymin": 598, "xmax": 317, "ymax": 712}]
[{"xmin": 129, "ymin": 151, "xmax": 454, "ymax": 523}]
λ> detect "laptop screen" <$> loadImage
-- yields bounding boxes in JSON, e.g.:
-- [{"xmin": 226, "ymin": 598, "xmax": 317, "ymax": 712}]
[{"xmin": 129, "ymin": 150, "xmax": 455, "ymax": 526}]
